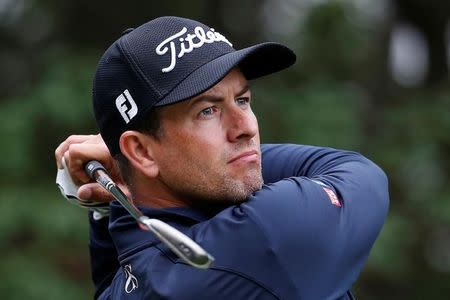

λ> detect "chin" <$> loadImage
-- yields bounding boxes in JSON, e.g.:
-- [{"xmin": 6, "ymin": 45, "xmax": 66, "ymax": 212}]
[
  {"xmin": 229, "ymin": 177, "xmax": 263, "ymax": 203},
  {"xmin": 180, "ymin": 168, "xmax": 263, "ymax": 205}
]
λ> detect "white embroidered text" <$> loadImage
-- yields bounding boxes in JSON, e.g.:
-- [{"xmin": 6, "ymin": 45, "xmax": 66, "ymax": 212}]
[{"xmin": 156, "ymin": 26, "xmax": 233, "ymax": 73}]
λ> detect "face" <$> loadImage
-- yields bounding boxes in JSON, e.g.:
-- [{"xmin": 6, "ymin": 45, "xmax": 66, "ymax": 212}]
[{"xmin": 151, "ymin": 68, "xmax": 262, "ymax": 204}]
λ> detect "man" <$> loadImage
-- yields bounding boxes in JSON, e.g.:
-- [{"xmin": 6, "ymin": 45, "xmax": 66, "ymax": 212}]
[{"xmin": 55, "ymin": 16, "xmax": 389, "ymax": 299}]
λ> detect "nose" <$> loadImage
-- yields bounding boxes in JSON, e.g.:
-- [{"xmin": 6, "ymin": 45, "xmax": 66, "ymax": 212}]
[{"xmin": 225, "ymin": 105, "xmax": 259, "ymax": 143}]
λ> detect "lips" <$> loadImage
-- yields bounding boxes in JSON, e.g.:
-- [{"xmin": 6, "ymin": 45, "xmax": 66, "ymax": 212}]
[{"xmin": 228, "ymin": 150, "xmax": 259, "ymax": 164}]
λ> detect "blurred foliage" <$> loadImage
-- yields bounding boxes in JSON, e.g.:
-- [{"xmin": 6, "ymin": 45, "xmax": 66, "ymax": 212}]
[
  {"xmin": 0, "ymin": 187, "xmax": 91, "ymax": 298},
  {"xmin": 0, "ymin": 0, "xmax": 449, "ymax": 299},
  {"xmin": 0, "ymin": 52, "xmax": 98, "ymax": 183}
]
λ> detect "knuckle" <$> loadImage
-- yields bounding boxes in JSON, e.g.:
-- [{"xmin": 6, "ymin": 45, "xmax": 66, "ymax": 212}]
[
  {"xmin": 55, "ymin": 140, "xmax": 67, "ymax": 159},
  {"xmin": 67, "ymin": 143, "xmax": 79, "ymax": 156},
  {"xmin": 54, "ymin": 146, "xmax": 62, "ymax": 160},
  {"xmin": 66, "ymin": 135, "xmax": 78, "ymax": 143}
]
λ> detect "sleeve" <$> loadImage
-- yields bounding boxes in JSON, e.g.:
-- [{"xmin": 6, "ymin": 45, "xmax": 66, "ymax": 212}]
[
  {"xmin": 261, "ymin": 143, "xmax": 370, "ymax": 184},
  {"xmin": 249, "ymin": 144, "xmax": 389, "ymax": 298},
  {"xmin": 88, "ymin": 211, "xmax": 119, "ymax": 299}
]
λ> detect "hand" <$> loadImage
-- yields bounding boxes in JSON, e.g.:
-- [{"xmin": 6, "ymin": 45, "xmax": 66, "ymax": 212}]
[{"xmin": 55, "ymin": 134, "xmax": 127, "ymax": 202}]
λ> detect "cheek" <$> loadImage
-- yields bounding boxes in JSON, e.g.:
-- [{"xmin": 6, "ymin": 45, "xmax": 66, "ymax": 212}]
[
  {"xmin": 186, "ymin": 135, "xmax": 224, "ymax": 164},
  {"xmin": 163, "ymin": 130, "xmax": 225, "ymax": 167}
]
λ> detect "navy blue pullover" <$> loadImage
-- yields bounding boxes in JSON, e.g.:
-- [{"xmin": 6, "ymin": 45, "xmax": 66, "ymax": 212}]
[{"xmin": 89, "ymin": 144, "xmax": 389, "ymax": 299}]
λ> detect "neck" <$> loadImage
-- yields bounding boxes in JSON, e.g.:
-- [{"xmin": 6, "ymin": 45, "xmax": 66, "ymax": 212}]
[
  {"xmin": 129, "ymin": 176, "xmax": 188, "ymax": 209},
  {"xmin": 131, "ymin": 193, "xmax": 187, "ymax": 209},
  {"xmin": 127, "ymin": 174, "xmax": 234, "ymax": 212}
]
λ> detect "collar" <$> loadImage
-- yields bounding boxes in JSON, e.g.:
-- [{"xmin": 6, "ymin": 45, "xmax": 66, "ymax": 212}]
[{"xmin": 109, "ymin": 201, "xmax": 219, "ymax": 261}]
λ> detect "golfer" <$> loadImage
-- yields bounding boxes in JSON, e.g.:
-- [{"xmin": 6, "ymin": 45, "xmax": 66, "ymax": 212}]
[{"xmin": 55, "ymin": 16, "xmax": 389, "ymax": 300}]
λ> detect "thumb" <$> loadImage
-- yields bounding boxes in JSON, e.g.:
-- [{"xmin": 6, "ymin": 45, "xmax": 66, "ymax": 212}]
[{"xmin": 78, "ymin": 183, "xmax": 114, "ymax": 203}]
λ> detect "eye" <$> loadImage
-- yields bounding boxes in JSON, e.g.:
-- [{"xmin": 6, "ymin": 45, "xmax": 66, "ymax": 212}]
[
  {"xmin": 198, "ymin": 106, "xmax": 218, "ymax": 119},
  {"xmin": 236, "ymin": 97, "xmax": 250, "ymax": 107}
]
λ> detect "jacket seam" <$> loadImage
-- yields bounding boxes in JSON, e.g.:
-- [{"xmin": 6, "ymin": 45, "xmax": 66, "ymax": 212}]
[
  {"xmin": 207, "ymin": 265, "xmax": 282, "ymax": 300},
  {"xmin": 118, "ymin": 242, "xmax": 282, "ymax": 300}
]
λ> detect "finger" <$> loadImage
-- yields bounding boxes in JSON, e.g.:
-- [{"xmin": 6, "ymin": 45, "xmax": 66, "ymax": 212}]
[
  {"xmin": 55, "ymin": 135, "xmax": 96, "ymax": 169},
  {"xmin": 78, "ymin": 183, "xmax": 114, "ymax": 203},
  {"xmin": 63, "ymin": 147, "xmax": 89, "ymax": 185},
  {"xmin": 65, "ymin": 142, "xmax": 113, "ymax": 185},
  {"xmin": 76, "ymin": 135, "xmax": 118, "ymax": 179},
  {"xmin": 81, "ymin": 134, "xmax": 104, "ymax": 145}
]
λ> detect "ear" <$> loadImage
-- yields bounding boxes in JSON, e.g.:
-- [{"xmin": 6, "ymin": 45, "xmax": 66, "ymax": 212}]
[{"xmin": 119, "ymin": 131, "xmax": 159, "ymax": 178}]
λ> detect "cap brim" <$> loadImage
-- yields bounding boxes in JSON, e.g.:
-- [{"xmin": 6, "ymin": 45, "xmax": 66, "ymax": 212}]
[{"xmin": 155, "ymin": 42, "xmax": 296, "ymax": 106}]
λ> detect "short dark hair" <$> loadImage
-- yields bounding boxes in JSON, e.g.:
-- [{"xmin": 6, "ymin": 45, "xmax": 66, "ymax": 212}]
[{"xmin": 114, "ymin": 107, "xmax": 163, "ymax": 186}]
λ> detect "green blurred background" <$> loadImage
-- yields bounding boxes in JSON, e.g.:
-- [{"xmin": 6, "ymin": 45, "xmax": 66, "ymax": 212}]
[{"xmin": 1, "ymin": 0, "xmax": 449, "ymax": 299}]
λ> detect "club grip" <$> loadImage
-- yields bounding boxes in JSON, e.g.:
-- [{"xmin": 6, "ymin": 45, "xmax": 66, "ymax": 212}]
[{"xmin": 85, "ymin": 160, "xmax": 106, "ymax": 180}]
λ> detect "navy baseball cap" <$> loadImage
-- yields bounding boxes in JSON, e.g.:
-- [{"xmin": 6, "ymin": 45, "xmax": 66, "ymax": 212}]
[{"xmin": 93, "ymin": 16, "xmax": 296, "ymax": 155}]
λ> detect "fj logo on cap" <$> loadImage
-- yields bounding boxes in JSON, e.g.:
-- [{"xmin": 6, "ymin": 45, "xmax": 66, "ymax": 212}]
[
  {"xmin": 116, "ymin": 89, "xmax": 138, "ymax": 124},
  {"xmin": 156, "ymin": 26, "xmax": 233, "ymax": 73}
]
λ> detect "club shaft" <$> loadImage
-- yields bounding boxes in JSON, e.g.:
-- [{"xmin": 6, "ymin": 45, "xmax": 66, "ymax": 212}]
[
  {"xmin": 93, "ymin": 169, "xmax": 144, "ymax": 221},
  {"xmin": 85, "ymin": 160, "xmax": 214, "ymax": 269}
]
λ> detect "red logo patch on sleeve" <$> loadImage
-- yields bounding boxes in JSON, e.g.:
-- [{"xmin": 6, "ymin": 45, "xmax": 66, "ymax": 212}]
[{"xmin": 323, "ymin": 187, "xmax": 342, "ymax": 207}]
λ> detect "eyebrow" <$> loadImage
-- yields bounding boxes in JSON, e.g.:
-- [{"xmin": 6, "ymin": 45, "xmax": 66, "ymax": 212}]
[{"xmin": 188, "ymin": 84, "xmax": 251, "ymax": 108}]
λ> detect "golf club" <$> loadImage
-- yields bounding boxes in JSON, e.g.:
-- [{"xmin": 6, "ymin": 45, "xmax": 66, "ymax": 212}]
[{"xmin": 85, "ymin": 160, "xmax": 214, "ymax": 269}]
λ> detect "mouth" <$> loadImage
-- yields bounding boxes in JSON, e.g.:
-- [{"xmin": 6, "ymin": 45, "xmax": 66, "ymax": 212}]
[{"xmin": 228, "ymin": 150, "xmax": 259, "ymax": 164}]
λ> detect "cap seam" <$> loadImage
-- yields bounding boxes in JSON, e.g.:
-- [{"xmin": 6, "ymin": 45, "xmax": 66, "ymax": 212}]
[{"xmin": 119, "ymin": 36, "xmax": 163, "ymax": 99}]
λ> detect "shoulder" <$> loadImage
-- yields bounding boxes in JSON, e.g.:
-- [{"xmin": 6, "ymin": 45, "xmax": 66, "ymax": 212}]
[{"xmin": 106, "ymin": 252, "xmax": 280, "ymax": 300}]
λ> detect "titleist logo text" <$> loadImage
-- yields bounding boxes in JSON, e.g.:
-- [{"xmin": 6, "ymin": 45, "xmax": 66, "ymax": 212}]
[{"xmin": 156, "ymin": 26, "xmax": 233, "ymax": 73}]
